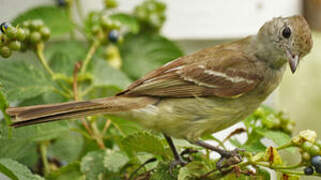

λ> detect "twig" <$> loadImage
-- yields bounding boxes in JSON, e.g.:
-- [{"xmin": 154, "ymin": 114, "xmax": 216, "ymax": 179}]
[
  {"xmin": 102, "ymin": 119, "xmax": 112, "ymax": 135},
  {"xmin": 36, "ymin": 43, "xmax": 54, "ymax": 77},
  {"xmin": 39, "ymin": 141, "xmax": 50, "ymax": 176},
  {"xmin": 223, "ymin": 128, "xmax": 247, "ymax": 143},
  {"xmin": 80, "ymin": 39, "xmax": 101, "ymax": 73}
]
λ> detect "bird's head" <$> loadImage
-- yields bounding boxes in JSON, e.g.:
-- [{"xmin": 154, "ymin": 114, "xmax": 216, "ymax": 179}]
[{"xmin": 256, "ymin": 15, "xmax": 313, "ymax": 73}]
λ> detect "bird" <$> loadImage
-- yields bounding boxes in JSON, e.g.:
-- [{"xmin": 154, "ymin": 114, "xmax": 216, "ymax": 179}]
[{"xmin": 6, "ymin": 15, "xmax": 313, "ymax": 169}]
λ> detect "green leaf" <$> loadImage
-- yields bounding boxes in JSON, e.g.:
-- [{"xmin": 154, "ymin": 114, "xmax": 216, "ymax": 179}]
[
  {"xmin": 92, "ymin": 59, "xmax": 132, "ymax": 90},
  {"xmin": 12, "ymin": 6, "xmax": 73, "ymax": 36},
  {"xmin": 110, "ymin": 13, "xmax": 140, "ymax": 33},
  {"xmin": 46, "ymin": 41, "xmax": 87, "ymax": 76},
  {"xmin": 46, "ymin": 162, "xmax": 83, "ymax": 180},
  {"xmin": 48, "ymin": 132, "xmax": 84, "ymax": 163},
  {"xmin": 178, "ymin": 161, "xmax": 210, "ymax": 180},
  {"xmin": 150, "ymin": 163, "xmax": 177, "ymax": 180},
  {"xmin": 120, "ymin": 33, "xmax": 183, "ymax": 79},
  {"xmin": 103, "ymin": 150, "xmax": 129, "ymax": 173},
  {"xmin": 81, "ymin": 150, "xmax": 105, "ymax": 180},
  {"xmin": 0, "ymin": 158, "xmax": 44, "ymax": 180},
  {"xmin": 0, "ymin": 59, "xmax": 54, "ymax": 102},
  {"xmin": 256, "ymin": 129, "xmax": 291, "ymax": 147},
  {"xmin": 255, "ymin": 167, "xmax": 271, "ymax": 179},
  {"xmin": 122, "ymin": 132, "xmax": 167, "ymax": 158}
]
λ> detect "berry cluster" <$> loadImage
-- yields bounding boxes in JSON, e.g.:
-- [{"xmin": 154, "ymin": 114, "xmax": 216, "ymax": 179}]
[
  {"xmin": 304, "ymin": 155, "xmax": 321, "ymax": 175},
  {"xmin": 89, "ymin": 13, "xmax": 122, "ymax": 44},
  {"xmin": 253, "ymin": 107, "xmax": 295, "ymax": 134},
  {"xmin": 134, "ymin": 0, "xmax": 166, "ymax": 30},
  {"xmin": 0, "ymin": 22, "xmax": 26, "ymax": 58},
  {"xmin": 21, "ymin": 19, "xmax": 50, "ymax": 47}
]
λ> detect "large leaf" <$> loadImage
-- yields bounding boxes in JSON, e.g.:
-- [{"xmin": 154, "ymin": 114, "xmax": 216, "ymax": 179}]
[
  {"xmin": 0, "ymin": 158, "xmax": 44, "ymax": 180},
  {"xmin": 12, "ymin": 6, "xmax": 73, "ymax": 36},
  {"xmin": 0, "ymin": 58, "xmax": 54, "ymax": 101},
  {"xmin": 120, "ymin": 33, "xmax": 183, "ymax": 79},
  {"xmin": 110, "ymin": 13, "xmax": 140, "ymax": 33},
  {"xmin": 122, "ymin": 132, "xmax": 167, "ymax": 158},
  {"xmin": 150, "ymin": 163, "xmax": 177, "ymax": 180},
  {"xmin": 46, "ymin": 162, "xmax": 83, "ymax": 180},
  {"xmin": 81, "ymin": 150, "xmax": 105, "ymax": 180},
  {"xmin": 103, "ymin": 150, "xmax": 129, "ymax": 173}
]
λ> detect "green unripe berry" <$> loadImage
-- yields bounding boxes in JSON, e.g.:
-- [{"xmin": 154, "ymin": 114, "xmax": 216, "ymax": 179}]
[
  {"xmin": 104, "ymin": 0, "xmax": 118, "ymax": 9},
  {"xmin": 100, "ymin": 16, "xmax": 113, "ymax": 29},
  {"xmin": 16, "ymin": 28, "xmax": 26, "ymax": 41},
  {"xmin": 91, "ymin": 25, "xmax": 101, "ymax": 35},
  {"xmin": 22, "ymin": 28, "xmax": 30, "ymax": 39},
  {"xmin": 39, "ymin": 27, "xmax": 50, "ymax": 41},
  {"xmin": 9, "ymin": 40, "xmax": 21, "ymax": 51},
  {"xmin": 0, "ymin": 46, "xmax": 11, "ymax": 58},
  {"xmin": 303, "ymin": 151, "xmax": 311, "ymax": 161},
  {"xmin": 302, "ymin": 141, "xmax": 313, "ymax": 152},
  {"xmin": 310, "ymin": 145, "xmax": 321, "ymax": 156},
  {"xmin": 22, "ymin": 21, "xmax": 31, "ymax": 28},
  {"xmin": 315, "ymin": 140, "xmax": 321, "ymax": 148},
  {"xmin": 30, "ymin": 20, "xmax": 44, "ymax": 30},
  {"xmin": 30, "ymin": 31, "xmax": 42, "ymax": 43},
  {"xmin": 6, "ymin": 27, "xmax": 17, "ymax": 39}
]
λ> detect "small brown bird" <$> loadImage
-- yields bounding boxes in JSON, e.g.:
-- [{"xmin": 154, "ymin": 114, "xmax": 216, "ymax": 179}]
[{"xmin": 6, "ymin": 15, "xmax": 313, "ymax": 169}]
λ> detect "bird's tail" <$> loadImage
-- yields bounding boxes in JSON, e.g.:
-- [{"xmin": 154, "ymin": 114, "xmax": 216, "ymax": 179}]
[{"xmin": 6, "ymin": 96, "xmax": 157, "ymax": 127}]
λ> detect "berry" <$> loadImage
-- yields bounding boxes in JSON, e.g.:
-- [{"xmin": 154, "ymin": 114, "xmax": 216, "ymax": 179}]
[
  {"xmin": 108, "ymin": 30, "xmax": 119, "ymax": 43},
  {"xmin": 100, "ymin": 16, "xmax": 113, "ymax": 29},
  {"xmin": 105, "ymin": 0, "xmax": 118, "ymax": 9},
  {"xmin": 302, "ymin": 151, "xmax": 311, "ymax": 161},
  {"xmin": 316, "ymin": 166, "xmax": 321, "ymax": 174},
  {"xmin": 91, "ymin": 25, "xmax": 101, "ymax": 35},
  {"xmin": 30, "ymin": 31, "xmax": 42, "ymax": 43},
  {"xmin": 57, "ymin": 0, "xmax": 67, "ymax": 7},
  {"xmin": 0, "ymin": 46, "xmax": 11, "ymax": 58},
  {"xmin": 30, "ymin": 20, "xmax": 44, "ymax": 30},
  {"xmin": 310, "ymin": 145, "xmax": 321, "ymax": 156},
  {"xmin": 8, "ymin": 41, "xmax": 21, "ymax": 51},
  {"xmin": 6, "ymin": 26, "xmax": 17, "ymax": 39},
  {"xmin": 302, "ymin": 141, "xmax": 313, "ymax": 152},
  {"xmin": 22, "ymin": 21, "xmax": 31, "ymax": 28},
  {"xmin": 304, "ymin": 166, "xmax": 314, "ymax": 175},
  {"xmin": 22, "ymin": 28, "xmax": 30, "ymax": 38},
  {"xmin": 0, "ymin": 22, "xmax": 10, "ymax": 33},
  {"xmin": 39, "ymin": 27, "xmax": 50, "ymax": 41},
  {"xmin": 311, "ymin": 155, "xmax": 321, "ymax": 168},
  {"xmin": 316, "ymin": 140, "xmax": 321, "ymax": 148},
  {"xmin": 16, "ymin": 28, "xmax": 26, "ymax": 41}
]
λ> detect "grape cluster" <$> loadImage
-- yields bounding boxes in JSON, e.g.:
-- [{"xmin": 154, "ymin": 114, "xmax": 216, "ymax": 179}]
[
  {"xmin": 0, "ymin": 22, "xmax": 26, "ymax": 58},
  {"xmin": 21, "ymin": 19, "xmax": 50, "ymax": 47},
  {"xmin": 88, "ymin": 13, "xmax": 122, "ymax": 44},
  {"xmin": 253, "ymin": 108, "xmax": 295, "ymax": 134},
  {"xmin": 134, "ymin": 0, "xmax": 166, "ymax": 31}
]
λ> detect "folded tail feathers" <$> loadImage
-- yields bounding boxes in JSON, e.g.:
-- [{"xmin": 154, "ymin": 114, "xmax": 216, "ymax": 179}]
[{"xmin": 6, "ymin": 96, "xmax": 158, "ymax": 127}]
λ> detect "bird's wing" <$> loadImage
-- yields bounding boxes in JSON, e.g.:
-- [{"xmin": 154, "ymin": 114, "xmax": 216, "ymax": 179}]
[{"xmin": 118, "ymin": 48, "xmax": 263, "ymax": 98}]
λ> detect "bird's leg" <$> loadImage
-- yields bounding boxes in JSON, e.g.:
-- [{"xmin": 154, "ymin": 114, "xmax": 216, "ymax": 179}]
[
  {"xmin": 163, "ymin": 134, "xmax": 188, "ymax": 174},
  {"xmin": 193, "ymin": 140, "xmax": 243, "ymax": 171}
]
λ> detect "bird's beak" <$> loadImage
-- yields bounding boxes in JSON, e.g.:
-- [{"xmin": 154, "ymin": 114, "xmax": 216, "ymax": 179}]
[{"xmin": 286, "ymin": 49, "xmax": 299, "ymax": 73}]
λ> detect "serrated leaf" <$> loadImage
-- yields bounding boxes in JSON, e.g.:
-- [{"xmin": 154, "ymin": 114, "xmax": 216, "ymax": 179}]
[
  {"xmin": 103, "ymin": 150, "xmax": 129, "ymax": 173},
  {"xmin": 0, "ymin": 59, "xmax": 54, "ymax": 102},
  {"xmin": 12, "ymin": 6, "xmax": 73, "ymax": 36},
  {"xmin": 81, "ymin": 150, "xmax": 105, "ymax": 180},
  {"xmin": 46, "ymin": 162, "xmax": 83, "ymax": 180},
  {"xmin": 0, "ymin": 158, "xmax": 44, "ymax": 180},
  {"xmin": 122, "ymin": 132, "xmax": 167, "ymax": 158},
  {"xmin": 120, "ymin": 33, "xmax": 183, "ymax": 79},
  {"xmin": 256, "ymin": 129, "xmax": 294, "ymax": 152},
  {"xmin": 178, "ymin": 161, "xmax": 209, "ymax": 180},
  {"xmin": 110, "ymin": 13, "xmax": 140, "ymax": 33}
]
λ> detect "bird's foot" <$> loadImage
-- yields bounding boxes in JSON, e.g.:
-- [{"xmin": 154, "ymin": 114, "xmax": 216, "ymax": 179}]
[
  {"xmin": 216, "ymin": 148, "xmax": 244, "ymax": 171},
  {"xmin": 169, "ymin": 158, "xmax": 188, "ymax": 175}
]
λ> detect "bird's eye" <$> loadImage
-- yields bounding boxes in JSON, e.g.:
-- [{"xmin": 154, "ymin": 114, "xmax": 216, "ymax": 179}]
[{"xmin": 282, "ymin": 27, "xmax": 291, "ymax": 39}]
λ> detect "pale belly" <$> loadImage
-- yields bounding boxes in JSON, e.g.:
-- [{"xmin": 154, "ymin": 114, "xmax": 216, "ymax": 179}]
[{"xmin": 116, "ymin": 95, "xmax": 262, "ymax": 141}]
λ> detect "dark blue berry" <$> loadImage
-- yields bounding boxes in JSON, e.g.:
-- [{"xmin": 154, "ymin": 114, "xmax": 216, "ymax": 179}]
[
  {"xmin": 1, "ymin": 22, "xmax": 10, "ymax": 33},
  {"xmin": 316, "ymin": 166, "xmax": 321, "ymax": 174},
  {"xmin": 311, "ymin": 155, "xmax": 321, "ymax": 168},
  {"xmin": 56, "ymin": 0, "xmax": 67, "ymax": 7},
  {"xmin": 108, "ymin": 30, "xmax": 119, "ymax": 43},
  {"xmin": 304, "ymin": 166, "xmax": 314, "ymax": 175}
]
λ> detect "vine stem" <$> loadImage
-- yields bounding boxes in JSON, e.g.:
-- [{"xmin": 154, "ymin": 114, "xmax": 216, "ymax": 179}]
[
  {"xmin": 80, "ymin": 39, "xmax": 101, "ymax": 73},
  {"xmin": 39, "ymin": 141, "xmax": 50, "ymax": 176},
  {"xmin": 36, "ymin": 43, "xmax": 55, "ymax": 78}
]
